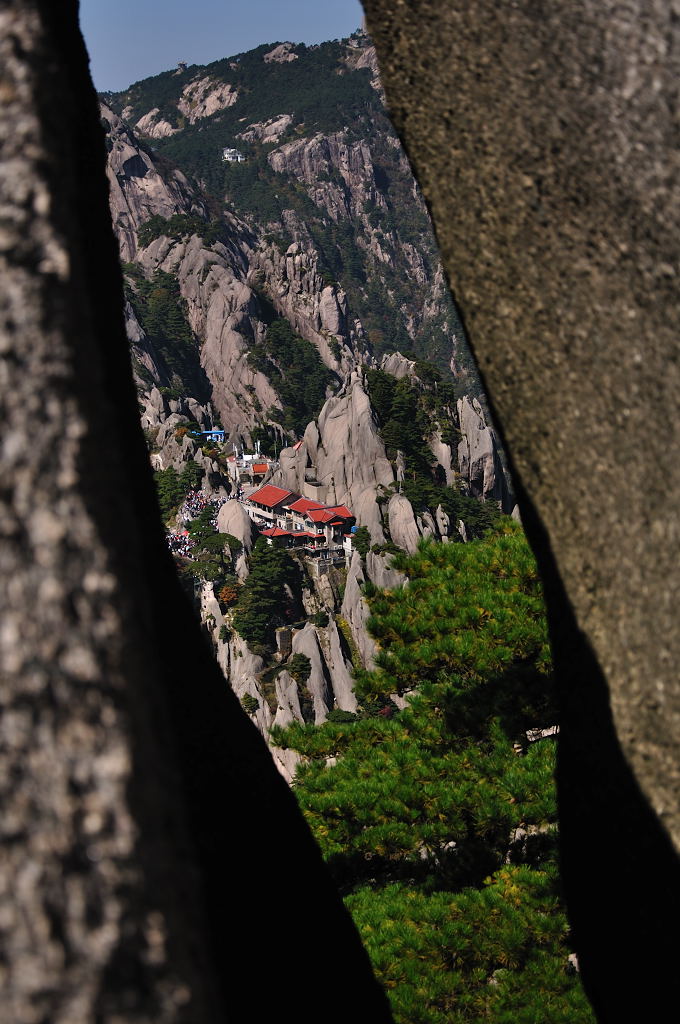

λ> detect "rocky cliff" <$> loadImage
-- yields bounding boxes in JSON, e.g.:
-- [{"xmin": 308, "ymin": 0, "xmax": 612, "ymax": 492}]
[
  {"xmin": 103, "ymin": 104, "xmax": 201, "ymax": 262},
  {"xmin": 103, "ymin": 31, "xmax": 473, "ymax": 375},
  {"xmin": 99, "ymin": 32, "xmax": 514, "ymax": 777}
]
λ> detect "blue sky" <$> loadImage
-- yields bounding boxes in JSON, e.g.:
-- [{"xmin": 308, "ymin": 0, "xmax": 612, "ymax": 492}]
[{"xmin": 79, "ymin": 0, "xmax": 365, "ymax": 92}]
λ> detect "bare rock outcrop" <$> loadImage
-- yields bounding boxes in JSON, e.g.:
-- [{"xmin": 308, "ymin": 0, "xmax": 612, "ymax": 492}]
[
  {"xmin": 273, "ymin": 374, "xmax": 394, "ymax": 541},
  {"xmin": 134, "ymin": 108, "xmax": 178, "ymax": 139},
  {"xmin": 216, "ymin": 499, "xmax": 256, "ymax": 552},
  {"xmin": 252, "ymin": 239, "xmax": 358, "ymax": 372},
  {"xmin": 268, "ymin": 131, "xmax": 380, "ymax": 221},
  {"xmin": 138, "ymin": 234, "xmax": 279, "ymax": 432},
  {"xmin": 125, "ymin": 300, "xmax": 168, "ymax": 388},
  {"xmin": 237, "ymin": 113, "xmax": 293, "ymax": 144},
  {"xmin": 344, "ymin": 34, "xmax": 384, "ymax": 95},
  {"xmin": 380, "ymin": 351, "xmax": 415, "ymax": 378},
  {"xmin": 263, "ymin": 42, "xmax": 299, "ymax": 64},
  {"xmin": 429, "ymin": 429, "xmax": 457, "ymax": 488},
  {"xmin": 216, "ymin": 499, "xmax": 256, "ymax": 579},
  {"xmin": 341, "ymin": 552, "xmax": 379, "ymax": 671},
  {"xmin": 177, "ymin": 77, "xmax": 238, "ymax": 122},
  {"xmin": 457, "ymin": 396, "xmax": 511, "ymax": 507},
  {"xmin": 366, "ymin": 550, "xmax": 406, "ymax": 590},
  {"xmin": 102, "ymin": 103, "xmax": 198, "ymax": 261},
  {"xmin": 291, "ymin": 625, "xmax": 333, "ymax": 724},
  {"xmin": 387, "ymin": 492, "xmax": 420, "ymax": 554},
  {"xmin": 325, "ymin": 618, "xmax": 358, "ymax": 712}
]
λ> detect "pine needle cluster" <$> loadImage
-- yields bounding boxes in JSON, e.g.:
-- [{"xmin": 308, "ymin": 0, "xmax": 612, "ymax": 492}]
[{"xmin": 275, "ymin": 523, "xmax": 594, "ymax": 1023}]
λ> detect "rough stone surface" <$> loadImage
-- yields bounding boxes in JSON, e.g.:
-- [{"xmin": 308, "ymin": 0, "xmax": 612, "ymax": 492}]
[
  {"xmin": 134, "ymin": 108, "xmax": 178, "ymax": 139},
  {"xmin": 380, "ymin": 351, "xmax": 415, "ymax": 378},
  {"xmin": 0, "ymin": 8, "xmax": 216, "ymax": 1018},
  {"xmin": 456, "ymin": 396, "xmax": 511, "ymax": 506},
  {"xmin": 364, "ymin": 0, "xmax": 680, "ymax": 1017},
  {"xmin": 387, "ymin": 493, "xmax": 420, "ymax": 554},
  {"xmin": 325, "ymin": 619, "xmax": 359, "ymax": 713},
  {"xmin": 238, "ymin": 113, "xmax": 293, "ymax": 144},
  {"xmin": 102, "ymin": 104, "xmax": 198, "ymax": 262},
  {"xmin": 263, "ymin": 42, "xmax": 299, "ymax": 64},
  {"xmin": 216, "ymin": 499, "xmax": 257, "ymax": 578},
  {"xmin": 273, "ymin": 373, "xmax": 394, "ymax": 540},
  {"xmin": 251, "ymin": 238, "xmax": 358, "ymax": 373},
  {"xmin": 366, "ymin": 550, "xmax": 406, "ymax": 592},
  {"xmin": 341, "ymin": 552, "xmax": 379, "ymax": 670},
  {"xmin": 291, "ymin": 624, "xmax": 333, "ymax": 724},
  {"xmin": 177, "ymin": 77, "xmax": 238, "ymax": 123},
  {"xmin": 141, "ymin": 233, "xmax": 280, "ymax": 433},
  {"xmin": 0, "ymin": 5, "xmax": 395, "ymax": 1021}
]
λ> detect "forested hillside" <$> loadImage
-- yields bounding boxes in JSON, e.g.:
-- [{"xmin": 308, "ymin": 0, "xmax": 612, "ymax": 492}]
[{"xmin": 104, "ymin": 31, "xmax": 472, "ymax": 372}]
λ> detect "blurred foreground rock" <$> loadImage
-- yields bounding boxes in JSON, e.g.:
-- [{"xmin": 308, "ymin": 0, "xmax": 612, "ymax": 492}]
[
  {"xmin": 0, "ymin": 3, "xmax": 393, "ymax": 1021},
  {"xmin": 363, "ymin": 0, "xmax": 680, "ymax": 1019}
]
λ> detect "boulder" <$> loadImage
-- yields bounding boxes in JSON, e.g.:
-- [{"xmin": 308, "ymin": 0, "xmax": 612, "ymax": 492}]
[
  {"xmin": 341, "ymin": 552, "xmax": 379, "ymax": 670},
  {"xmin": 457, "ymin": 396, "xmax": 509, "ymax": 505},
  {"xmin": 387, "ymin": 493, "xmax": 420, "ymax": 554},
  {"xmin": 291, "ymin": 624, "xmax": 332, "ymax": 724}
]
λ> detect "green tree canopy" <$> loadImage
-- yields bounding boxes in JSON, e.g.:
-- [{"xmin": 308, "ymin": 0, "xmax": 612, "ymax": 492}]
[
  {"xmin": 273, "ymin": 523, "xmax": 593, "ymax": 1023},
  {"xmin": 232, "ymin": 538, "xmax": 300, "ymax": 648}
]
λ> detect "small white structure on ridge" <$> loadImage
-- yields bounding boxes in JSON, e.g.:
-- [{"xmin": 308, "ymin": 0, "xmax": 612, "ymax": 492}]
[{"xmin": 222, "ymin": 147, "xmax": 245, "ymax": 162}]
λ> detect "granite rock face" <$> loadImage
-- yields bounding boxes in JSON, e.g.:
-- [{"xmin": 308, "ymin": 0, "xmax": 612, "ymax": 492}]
[
  {"xmin": 363, "ymin": 0, "xmax": 680, "ymax": 1016},
  {"xmin": 102, "ymin": 104, "xmax": 199, "ymax": 262},
  {"xmin": 341, "ymin": 551, "xmax": 379, "ymax": 671},
  {"xmin": 133, "ymin": 230, "xmax": 280, "ymax": 434},
  {"xmin": 251, "ymin": 239, "xmax": 358, "ymax": 373},
  {"xmin": 237, "ymin": 113, "xmax": 293, "ymax": 145},
  {"xmin": 177, "ymin": 77, "xmax": 238, "ymax": 123},
  {"xmin": 456, "ymin": 396, "xmax": 512, "ymax": 507},
  {"xmin": 273, "ymin": 373, "xmax": 395, "ymax": 541},
  {"xmin": 387, "ymin": 492, "xmax": 420, "ymax": 554}
]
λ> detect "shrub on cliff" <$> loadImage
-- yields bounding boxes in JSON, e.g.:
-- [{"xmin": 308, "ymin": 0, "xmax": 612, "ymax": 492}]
[{"xmin": 233, "ymin": 538, "xmax": 299, "ymax": 648}]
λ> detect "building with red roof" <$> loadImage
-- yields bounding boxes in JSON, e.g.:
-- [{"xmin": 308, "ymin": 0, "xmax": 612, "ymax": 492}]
[
  {"xmin": 286, "ymin": 497, "xmax": 325, "ymax": 515},
  {"xmin": 249, "ymin": 484, "xmax": 296, "ymax": 508},
  {"xmin": 245, "ymin": 485, "xmax": 298, "ymax": 527},
  {"xmin": 243, "ymin": 484, "xmax": 355, "ymax": 554}
]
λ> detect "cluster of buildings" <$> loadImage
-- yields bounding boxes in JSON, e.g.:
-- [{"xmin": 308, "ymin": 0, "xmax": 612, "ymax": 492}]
[
  {"xmin": 225, "ymin": 449, "xmax": 277, "ymax": 488},
  {"xmin": 189, "ymin": 433, "xmax": 359, "ymax": 568},
  {"xmin": 242, "ymin": 484, "xmax": 357, "ymax": 566}
]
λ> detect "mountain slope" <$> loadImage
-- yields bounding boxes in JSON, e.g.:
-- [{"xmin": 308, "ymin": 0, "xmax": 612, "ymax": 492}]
[{"xmin": 104, "ymin": 31, "xmax": 474, "ymax": 375}]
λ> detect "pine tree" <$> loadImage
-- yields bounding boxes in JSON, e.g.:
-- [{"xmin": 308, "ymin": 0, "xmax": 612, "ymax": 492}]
[{"xmin": 274, "ymin": 523, "xmax": 594, "ymax": 1023}]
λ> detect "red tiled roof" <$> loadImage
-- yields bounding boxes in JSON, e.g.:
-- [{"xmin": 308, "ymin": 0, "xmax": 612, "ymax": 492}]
[
  {"xmin": 306, "ymin": 505, "xmax": 355, "ymax": 524},
  {"xmin": 261, "ymin": 528, "xmax": 324, "ymax": 541},
  {"xmin": 287, "ymin": 497, "xmax": 325, "ymax": 514},
  {"xmin": 249, "ymin": 484, "xmax": 294, "ymax": 508},
  {"xmin": 324, "ymin": 505, "xmax": 353, "ymax": 519},
  {"xmin": 307, "ymin": 508, "xmax": 334, "ymax": 523},
  {"xmin": 251, "ymin": 463, "xmax": 268, "ymax": 474}
]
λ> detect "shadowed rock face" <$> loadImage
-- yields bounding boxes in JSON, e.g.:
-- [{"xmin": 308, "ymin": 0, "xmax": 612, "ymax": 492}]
[
  {"xmin": 0, "ymin": 3, "xmax": 394, "ymax": 1021},
  {"xmin": 362, "ymin": 0, "xmax": 680, "ymax": 1018}
]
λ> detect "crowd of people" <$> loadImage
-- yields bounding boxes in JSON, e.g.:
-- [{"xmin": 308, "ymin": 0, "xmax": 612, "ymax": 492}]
[{"xmin": 166, "ymin": 490, "xmax": 228, "ymax": 559}]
